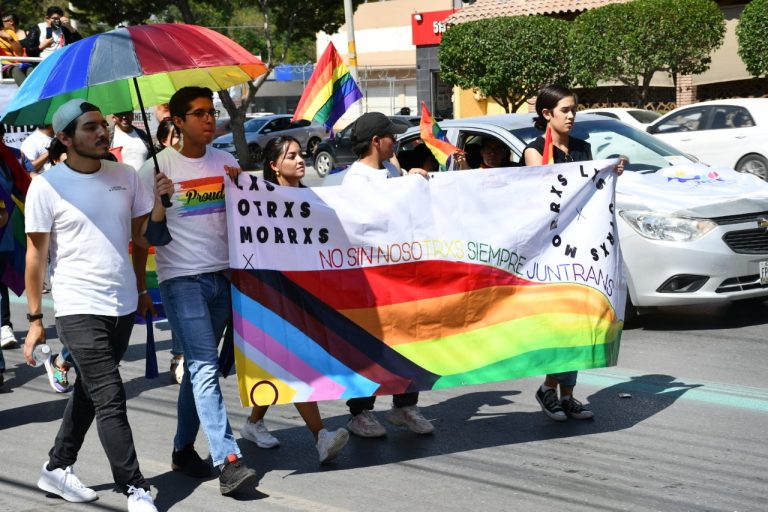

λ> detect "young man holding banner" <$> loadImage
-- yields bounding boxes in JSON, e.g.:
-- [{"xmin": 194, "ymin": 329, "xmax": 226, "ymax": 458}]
[
  {"xmin": 341, "ymin": 112, "xmax": 434, "ymax": 437},
  {"xmin": 135, "ymin": 86, "xmax": 258, "ymax": 496}
]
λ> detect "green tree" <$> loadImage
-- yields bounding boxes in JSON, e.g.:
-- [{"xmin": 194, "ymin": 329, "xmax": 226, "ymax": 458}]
[
  {"xmin": 736, "ymin": 0, "xmax": 768, "ymax": 78},
  {"xmin": 439, "ymin": 16, "xmax": 572, "ymax": 113},
  {"xmin": 569, "ymin": 0, "xmax": 725, "ymax": 106}
]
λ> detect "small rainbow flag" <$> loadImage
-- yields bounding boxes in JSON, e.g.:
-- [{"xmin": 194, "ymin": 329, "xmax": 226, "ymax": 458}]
[
  {"xmin": 420, "ymin": 102, "xmax": 460, "ymax": 171},
  {"xmin": 542, "ymin": 125, "xmax": 554, "ymax": 165},
  {"xmin": 0, "ymin": 143, "xmax": 31, "ymax": 296},
  {"xmin": 292, "ymin": 42, "xmax": 363, "ymax": 129}
]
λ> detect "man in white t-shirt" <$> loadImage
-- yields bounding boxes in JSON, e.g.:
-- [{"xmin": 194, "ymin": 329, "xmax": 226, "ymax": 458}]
[
  {"xmin": 23, "ymin": 99, "xmax": 158, "ymax": 511},
  {"xmin": 134, "ymin": 86, "xmax": 257, "ymax": 497},
  {"xmin": 110, "ymin": 111, "xmax": 151, "ymax": 172},
  {"xmin": 20, "ymin": 125, "xmax": 54, "ymax": 173},
  {"xmin": 341, "ymin": 112, "xmax": 434, "ymax": 438}
]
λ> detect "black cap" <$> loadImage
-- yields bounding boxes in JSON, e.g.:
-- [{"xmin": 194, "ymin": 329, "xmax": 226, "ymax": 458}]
[{"xmin": 350, "ymin": 112, "xmax": 407, "ymax": 144}]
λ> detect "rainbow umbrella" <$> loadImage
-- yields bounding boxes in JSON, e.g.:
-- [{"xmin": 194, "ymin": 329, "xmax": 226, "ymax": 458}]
[{"xmin": 0, "ymin": 23, "xmax": 267, "ymax": 126}]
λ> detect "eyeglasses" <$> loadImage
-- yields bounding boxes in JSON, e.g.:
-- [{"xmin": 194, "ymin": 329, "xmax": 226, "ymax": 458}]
[{"xmin": 184, "ymin": 109, "xmax": 219, "ymax": 120}]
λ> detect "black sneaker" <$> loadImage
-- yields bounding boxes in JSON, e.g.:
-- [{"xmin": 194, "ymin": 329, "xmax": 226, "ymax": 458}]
[
  {"xmin": 219, "ymin": 455, "xmax": 257, "ymax": 496},
  {"xmin": 561, "ymin": 397, "xmax": 594, "ymax": 420},
  {"xmin": 535, "ymin": 387, "xmax": 567, "ymax": 422},
  {"xmin": 172, "ymin": 445, "xmax": 212, "ymax": 478}
]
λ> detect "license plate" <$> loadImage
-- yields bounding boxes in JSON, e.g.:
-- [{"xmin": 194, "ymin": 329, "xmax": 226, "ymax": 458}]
[{"xmin": 761, "ymin": 261, "xmax": 768, "ymax": 285}]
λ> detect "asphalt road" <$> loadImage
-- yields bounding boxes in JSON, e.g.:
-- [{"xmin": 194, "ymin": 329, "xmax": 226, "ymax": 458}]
[{"xmin": 0, "ymin": 171, "xmax": 766, "ymax": 511}]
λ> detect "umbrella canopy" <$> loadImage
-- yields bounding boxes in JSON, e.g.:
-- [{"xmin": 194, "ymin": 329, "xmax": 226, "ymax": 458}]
[{"xmin": 1, "ymin": 23, "xmax": 267, "ymax": 125}]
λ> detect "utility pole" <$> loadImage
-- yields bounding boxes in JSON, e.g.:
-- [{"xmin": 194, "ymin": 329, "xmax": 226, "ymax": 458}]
[{"xmin": 344, "ymin": 0, "xmax": 363, "ymax": 115}]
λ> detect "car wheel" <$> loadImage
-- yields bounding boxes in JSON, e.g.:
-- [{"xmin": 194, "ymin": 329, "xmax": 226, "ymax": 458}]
[
  {"xmin": 314, "ymin": 151, "xmax": 334, "ymax": 177},
  {"xmin": 306, "ymin": 137, "xmax": 321, "ymax": 156},
  {"xmin": 248, "ymin": 143, "xmax": 262, "ymax": 164},
  {"xmin": 736, "ymin": 154, "xmax": 768, "ymax": 181},
  {"xmin": 623, "ymin": 292, "xmax": 640, "ymax": 328}
]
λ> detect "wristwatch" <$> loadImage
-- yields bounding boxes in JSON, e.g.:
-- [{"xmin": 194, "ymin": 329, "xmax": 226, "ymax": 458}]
[{"xmin": 26, "ymin": 313, "xmax": 44, "ymax": 322}]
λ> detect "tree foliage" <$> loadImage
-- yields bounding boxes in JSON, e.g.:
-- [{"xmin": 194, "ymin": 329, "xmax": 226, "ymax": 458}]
[
  {"xmin": 736, "ymin": 0, "xmax": 768, "ymax": 78},
  {"xmin": 439, "ymin": 16, "xmax": 572, "ymax": 113},
  {"xmin": 569, "ymin": 0, "xmax": 725, "ymax": 105}
]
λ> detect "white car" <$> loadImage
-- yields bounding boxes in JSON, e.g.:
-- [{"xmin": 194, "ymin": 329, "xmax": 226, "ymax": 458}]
[
  {"xmin": 647, "ymin": 98, "xmax": 768, "ymax": 180},
  {"xmin": 326, "ymin": 114, "xmax": 768, "ymax": 320},
  {"xmin": 579, "ymin": 107, "xmax": 661, "ymax": 129}
]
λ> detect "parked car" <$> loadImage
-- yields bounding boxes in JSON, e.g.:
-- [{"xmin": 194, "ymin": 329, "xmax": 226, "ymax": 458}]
[
  {"xmin": 646, "ymin": 98, "xmax": 768, "ymax": 180},
  {"xmin": 312, "ymin": 122, "xmax": 358, "ymax": 177},
  {"xmin": 579, "ymin": 107, "xmax": 661, "ymax": 129},
  {"xmin": 212, "ymin": 114, "xmax": 328, "ymax": 163},
  {"xmin": 326, "ymin": 113, "xmax": 768, "ymax": 319}
]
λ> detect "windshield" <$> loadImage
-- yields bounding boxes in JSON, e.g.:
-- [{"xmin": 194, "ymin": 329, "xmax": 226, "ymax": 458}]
[
  {"xmin": 627, "ymin": 110, "xmax": 661, "ymax": 124},
  {"xmin": 243, "ymin": 118, "xmax": 269, "ymax": 133},
  {"xmin": 510, "ymin": 119, "xmax": 693, "ymax": 173}
]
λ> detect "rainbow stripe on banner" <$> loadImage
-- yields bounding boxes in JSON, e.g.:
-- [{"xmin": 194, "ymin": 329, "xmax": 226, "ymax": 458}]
[
  {"xmin": 226, "ymin": 163, "xmax": 624, "ymax": 406},
  {"xmin": 291, "ymin": 42, "xmax": 363, "ymax": 129},
  {"xmin": 419, "ymin": 101, "xmax": 460, "ymax": 171}
]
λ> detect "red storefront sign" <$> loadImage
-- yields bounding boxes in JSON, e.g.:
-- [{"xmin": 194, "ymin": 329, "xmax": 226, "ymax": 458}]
[{"xmin": 411, "ymin": 9, "xmax": 457, "ymax": 46}]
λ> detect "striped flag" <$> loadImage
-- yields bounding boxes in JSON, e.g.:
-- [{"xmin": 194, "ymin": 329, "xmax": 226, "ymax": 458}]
[
  {"xmin": 542, "ymin": 125, "xmax": 555, "ymax": 164},
  {"xmin": 419, "ymin": 102, "xmax": 460, "ymax": 171},
  {"xmin": 0, "ymin": 143, "xmax": 31, "ymax": 296},
  {"xmin": 291, "ymin": 43, "xmax": 363, "ymax": 129}
]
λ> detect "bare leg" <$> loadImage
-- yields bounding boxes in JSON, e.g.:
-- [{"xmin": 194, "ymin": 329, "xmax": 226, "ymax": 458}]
[
  {"xmin": 249, "ymin": 405, "xmax": 269, "ymax": 423},
  {"xmin": 559, "ymin": 385, "xmax": 574, "ymax": 398},
  {"xmin": 294, "ymin": 402, "xmax": 324, "ymax": 440},
  {"xmin": 543, "ymin": 375, "xmax": 559, "ymax": 388}
]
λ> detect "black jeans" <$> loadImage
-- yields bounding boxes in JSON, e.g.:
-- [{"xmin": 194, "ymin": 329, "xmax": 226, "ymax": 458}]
[
  {"xmin": 49, "ymin": 314, "xmax": 148, "ymax": 493},
  {"xmin": 0, "ymin": 252, "xmax": 11, "ymax": 328},
  {"xmin": 347, "ymin": 392, "xmax": 419, "ymax": 416}
]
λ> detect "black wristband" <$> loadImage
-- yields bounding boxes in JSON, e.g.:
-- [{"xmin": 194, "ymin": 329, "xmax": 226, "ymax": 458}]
[
  {"xmin": 27, "ymin": 313, "xmax": 43, "ymax": 322},
  {"xmin": 145, "ymin": 217, "xmax": 173, "ymax": 246}
]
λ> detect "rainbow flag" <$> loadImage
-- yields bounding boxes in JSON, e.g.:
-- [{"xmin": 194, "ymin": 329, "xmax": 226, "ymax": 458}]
[
  {"xmin": 226, "ymin": 163, "xmax": 624, "ymax": 406},
  {"xmin": 291, "ymin": 42, "xmax": 363, "ymax": 129},
  {"xmin": 542, "ymin": 125, "xmax": 554, "ymax": 164},
  {"xmin": 420, "ymin": 102, "xmax": 460, "ymax": 171},
  {"xmin": 0, "ymin": 143, "xmax": 31, "ymax": 296}
]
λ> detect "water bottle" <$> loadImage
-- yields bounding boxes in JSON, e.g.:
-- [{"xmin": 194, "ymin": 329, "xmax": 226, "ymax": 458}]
[{"xmin": 31, "ymin": 344, "xmax": 51, "ymax": 367}]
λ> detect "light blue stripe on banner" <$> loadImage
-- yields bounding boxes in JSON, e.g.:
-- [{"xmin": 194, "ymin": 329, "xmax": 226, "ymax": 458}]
[{"xmin": 579, "ymin": 368, "xmax": 768, "ymax": 413}]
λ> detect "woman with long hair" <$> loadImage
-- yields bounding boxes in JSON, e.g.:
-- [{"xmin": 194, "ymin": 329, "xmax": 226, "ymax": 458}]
[
  {"xmin": 240, "ymin": 135, "xmax": 350, "ymax": 464},
  {"xmin": 523, "ymin": 84, "xmax": 623, "ymax": 423}
]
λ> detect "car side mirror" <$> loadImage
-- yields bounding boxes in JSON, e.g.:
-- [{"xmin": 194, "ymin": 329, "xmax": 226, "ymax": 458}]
[
  {"xmin": 646, "ymin": 125, "xmax": 655, "ymax": 134},
  {"xmin": 262, "ymin": 128, "xmax": 272, "ymax": 134}
]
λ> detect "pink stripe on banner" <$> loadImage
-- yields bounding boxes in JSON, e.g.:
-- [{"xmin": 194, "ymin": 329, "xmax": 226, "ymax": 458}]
[{"xmin": 232, "ymin": 310, "xmax": 346, "ymax": 401}]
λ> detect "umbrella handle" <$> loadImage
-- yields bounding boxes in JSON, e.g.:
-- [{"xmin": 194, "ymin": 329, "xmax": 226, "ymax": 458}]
[{"xmin": 132, "ymin": 77, "xmax": 173, "ymax": 208}]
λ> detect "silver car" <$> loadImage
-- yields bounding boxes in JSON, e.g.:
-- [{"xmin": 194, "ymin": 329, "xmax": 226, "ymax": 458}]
[
  {"xmin": 339, "ymin": 114, "xmax": 768, "ymax": 319},
  {"xmin": 212, "ymin": 114, "xmax": 328, "ymax": 164}
]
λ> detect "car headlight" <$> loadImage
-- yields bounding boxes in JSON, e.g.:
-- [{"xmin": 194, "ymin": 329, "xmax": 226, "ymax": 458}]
[{"xmin": 619, "ymin": 210, "xmax": 716, "ymax": 242}]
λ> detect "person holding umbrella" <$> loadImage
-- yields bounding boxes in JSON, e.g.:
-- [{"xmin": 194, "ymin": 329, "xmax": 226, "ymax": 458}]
[
  {"xmin": 23, "ymin": 99, "xmax": 159, "ymax": 511},
  {"xmin": 134, "ymin": 86, "xmax": 258, "ymax": 497}
]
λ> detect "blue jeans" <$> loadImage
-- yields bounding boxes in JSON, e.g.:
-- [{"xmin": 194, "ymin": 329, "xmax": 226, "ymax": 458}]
[
  {"xmin": 548, "ymin": 371, "xmax": 578, "ymax": 388},
  {"xmin": 159, "ymin": 272, "xmax": 239, "ymax": 467}
]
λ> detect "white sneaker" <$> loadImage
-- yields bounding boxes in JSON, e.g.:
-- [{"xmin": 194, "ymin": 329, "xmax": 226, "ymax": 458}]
[
  {"xmin": 385, "ymin": 405, "xmax": 435, "ymax": 434},
  {"xmin": 241, "ymin": 418, "xmax": 280, "ymax": 448},
  {"xmin": 346, "ymin": 410, "xmax": 387, "ymax": 438},
  {"xmin": 170, "ymin": 355, "xmax": 184, "ymax": 385},
  {"xmin": 316, "ymin": 428, "xmax": 349, "ymax": 464},
  {"xmin": 0, "ymin": 325, "xmax": 17, "ymax": 348},
  {"xmin": 37, "ymin": 463, "xmax": 98, "ymax": 503},
  {"xmin": 127, "ymin": 485, "xmax": 158, "ymax": 512}
]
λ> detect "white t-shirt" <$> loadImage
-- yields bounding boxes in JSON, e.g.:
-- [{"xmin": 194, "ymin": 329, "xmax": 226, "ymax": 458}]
[
  {"xmin": 20, "ymin": 129, "xmax": 53, "ymax": 171},
  {"xmin": 112, "ymin": 127, "xmax": 148, "ymax": 172},
  {"xmin": 138, "ymin": 147, "xmax": 234, "ymax": 283},
  {"xmin": 25, "ymin": 160, "xmax": 154, "ymax": 317},
  {"xmin": 37, "ymin": 22, "xmax": 64, "ymax": 60},
  {"xmin": 342, "ymin": 160, "xmax": 400, "ymax": 185}
]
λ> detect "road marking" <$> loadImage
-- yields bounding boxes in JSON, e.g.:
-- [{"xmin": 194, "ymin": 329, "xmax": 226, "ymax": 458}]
[{"xmin": 580, "ymin": 368, "xmax": 768, "ymax": 413}]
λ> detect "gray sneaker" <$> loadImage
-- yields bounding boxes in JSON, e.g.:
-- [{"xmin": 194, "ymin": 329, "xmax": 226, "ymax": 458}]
[
  {"xmin": 241, "ymin": 418, "xmax": 280, "ymax": 448},
  {"xmin": 535, "ymin": 387, "xmax": 567, "ymax": 422},
  {"xmin": 347, "ymin": 410, "xmax": 387, "ymax": 438},
  {"xmin": 37, "ymin": 463, "xmax": 98, "ymax": 503},
  {"xmin": 385, "ymin": 405, "xmax": 435, "ymax": 434},
  {"xmin": 316, "ymin": 428, "xmax": 349, "ymax": 464},
  {"xmin": 561, "ymin": 397, "xmax": 594, "ymax": 420}
]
